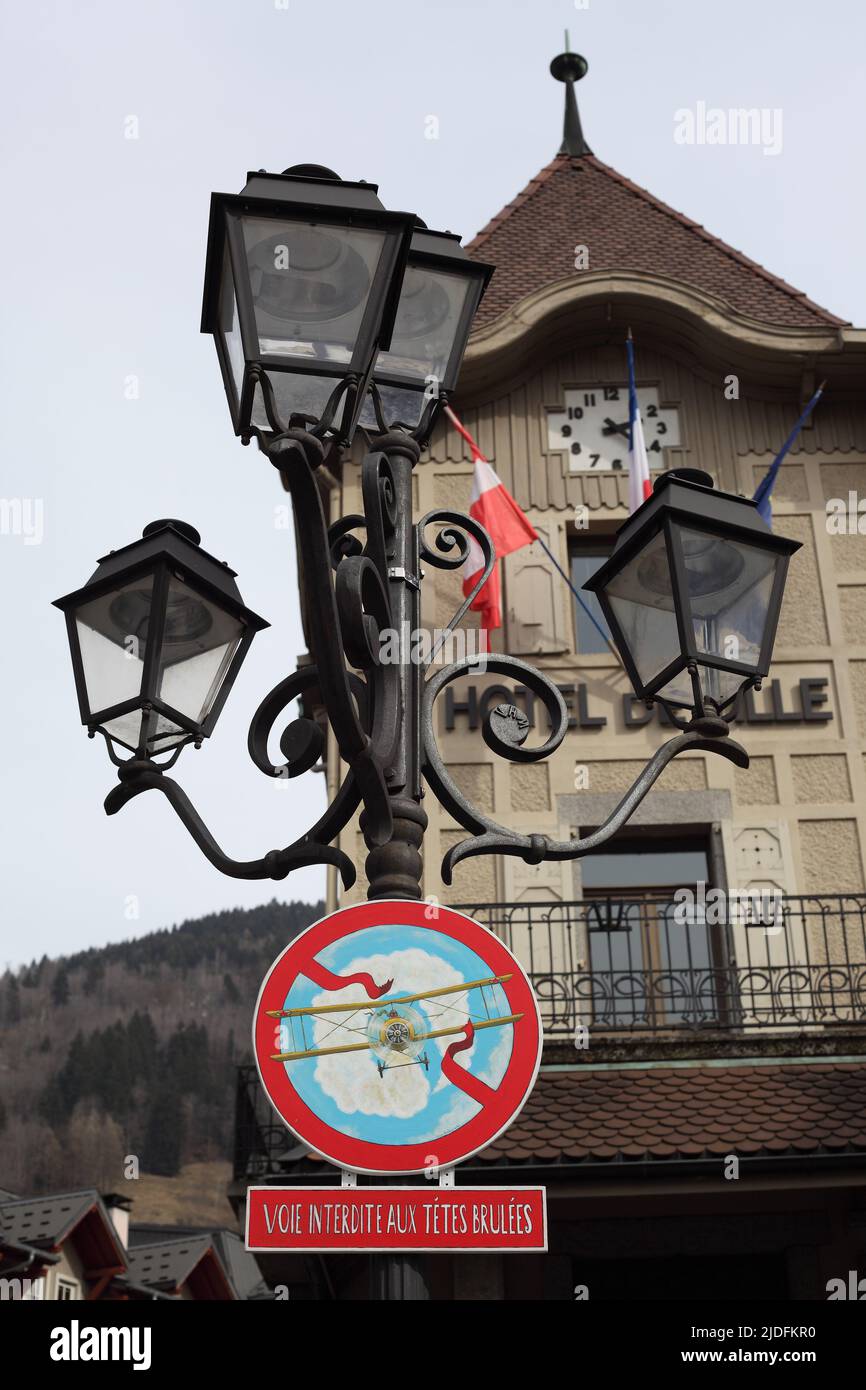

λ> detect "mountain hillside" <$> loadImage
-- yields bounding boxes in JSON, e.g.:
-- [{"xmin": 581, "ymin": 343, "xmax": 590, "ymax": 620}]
[{"xmin": 0, "ymin": 899, "xmax": 322, "ymax": 1196}]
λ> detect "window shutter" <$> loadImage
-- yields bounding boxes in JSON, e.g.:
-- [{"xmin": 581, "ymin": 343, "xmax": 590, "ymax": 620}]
[{"xmin": 504, "ymin": 522, "xmax": 568, "ymax": 654}]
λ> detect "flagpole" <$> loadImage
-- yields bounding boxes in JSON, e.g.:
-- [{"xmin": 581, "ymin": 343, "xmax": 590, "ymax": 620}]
[
  {"xmin": 532, "ymin": 534, "xmax": 623, "ymax": 664},
  {"xmin": 753, "ymin": 382, "xmax": 826, "ymax": 524}
]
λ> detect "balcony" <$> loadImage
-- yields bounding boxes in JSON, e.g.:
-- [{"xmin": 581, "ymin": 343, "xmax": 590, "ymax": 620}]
[{"xmin": 456, "ymin": 893, "xmax": 866, "ymax": 1041}]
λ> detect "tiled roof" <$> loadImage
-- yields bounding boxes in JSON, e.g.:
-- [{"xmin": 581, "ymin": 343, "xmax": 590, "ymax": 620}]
[
  {"xmin": 0, "ymin": 1190, "xmax": 99, "ymax": 1249},
  {"xmin": 474, "ymin": 1062, "xmax": 866, "ymax": 1167},
  {"xmin": 128, "ymin": 1224, "xmax": 271, "ymax": 1300},
  {"xmin": 467, "ymin": 154, "xmax": 847, "ymax": 331},
  {"xmin": 125, "ymin": 1235, "xmax": 213, "ymax": 1290}
]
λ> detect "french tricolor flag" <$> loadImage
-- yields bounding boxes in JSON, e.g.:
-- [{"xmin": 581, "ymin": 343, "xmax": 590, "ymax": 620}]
[
  {"xmin": 444, "ymin": 407, "xmax": 537, "ymax": 633},
  {"xmin": 627, "ymin": 332, "xmax": 652, "ymax": 513}
]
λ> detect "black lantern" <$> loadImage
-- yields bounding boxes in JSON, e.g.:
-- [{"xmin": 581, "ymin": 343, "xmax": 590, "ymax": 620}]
[
  {"xmin": 362, "ymin": 223, "xmax": 493, "ymax": 440},
  {"xmin": 200, "ymin": 165, "xmax": 416, "ymax": 445},
  {"xmin": 54, "ymin": 520, "xmax": 268, "ymax": 759},
  {"xmin": 583, "ymin": 470, "xmax": 801, "ymax": 718}
]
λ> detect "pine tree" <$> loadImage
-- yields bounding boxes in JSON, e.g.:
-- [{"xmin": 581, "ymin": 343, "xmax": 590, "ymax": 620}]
[
  {"xmin": 52, "ymin": 967, "xmax": 70, "ymax": 1007},
  {"xmin": 6, "ymin": 975, "xmax": 21, "ymax": 1024},
  {"xmin": 143, "ymin": 1087, "xmax": 183, "ymax": 1175}
]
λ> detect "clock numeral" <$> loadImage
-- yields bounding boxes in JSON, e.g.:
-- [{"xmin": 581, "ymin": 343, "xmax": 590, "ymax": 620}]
[
  {"xmin": 561, "ymin": 424, "xmax": 572, "ymax": 438},
  {"xmin": 612, "ymin": 458, "xmax": 622, "ymax": 469},
  {"xmin": 647, "ymin": 404, "xmax": 658, "ymax": 418},
  {"xmin": 589, "ymin": 453, "xmax": 600, "ymax": 468},
  {"xmin": 571, "ymin": 441, "xmax": 582, "ymax": 455},
  {"xmin": 603, "ymin": 387, "xmax": 620, "ymax": 401},
  {"xmin": 649, "ymin": 440, "xmax": 662, "ymax": 453},
  {"xmin": 656, "ymin": 421, "xmax": 667, "ymax": 435},
  {"xmin": 583, "ymin": 393, "xmax": 596, "ymax": 407},
  {"xmin": 567, "ymin": 406, "xmax": 584, "ymax": 420}
]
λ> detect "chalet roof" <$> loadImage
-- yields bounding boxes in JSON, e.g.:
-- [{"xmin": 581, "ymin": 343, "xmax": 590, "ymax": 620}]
[
  {"xmin": 125, "ymin": 1235, "xmax": 212, "ymax": 1288},
  {"xmin": 125, "ymin": 1234, "xmax": 236, "ymax": 1298},
  {"xmin": 129, "ymin": 1223, "xmax": 271, "ymax": 1299},
  {"xmin": 0, "ymin": 1189, "xmax": 112, "ymax": 1251},
  {"xmin": 467, "ymin": 153, "xmax": 847, "ymax": 333}
]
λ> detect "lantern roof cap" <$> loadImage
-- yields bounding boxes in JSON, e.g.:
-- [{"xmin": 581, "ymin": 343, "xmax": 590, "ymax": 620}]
[
  {"xmin": 583, "ymin": 471, "xmax": 802, "ymax": 598},
  {"xmin": 53, "ymin": 521, "xmax": 268, "ymax": 630},
  {"xmin": 237, "ymin": 166, "xmax": 388, "ymax": 214}
]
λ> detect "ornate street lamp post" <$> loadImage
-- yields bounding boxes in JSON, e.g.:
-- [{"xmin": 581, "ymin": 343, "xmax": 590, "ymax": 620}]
[
  {"xmin": 53, "ymin": 159, "xmax": 803, "ymax": 1304},
  {"xmin": 56, "ymin": 167, "xmax": 799, "ymax": 904}
]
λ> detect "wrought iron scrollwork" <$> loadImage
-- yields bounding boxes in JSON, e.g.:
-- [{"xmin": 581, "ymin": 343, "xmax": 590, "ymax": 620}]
[
  {"xmin": 421, "ymin": 644, "xmax": 750, "ymax": 885},
  {"xmin": 417, "ymin": 508, "xmax": 496, "ymax": 656},
  {"xmin": 101, "ymin": 426, "xmax": 758, "ymax": 902}
]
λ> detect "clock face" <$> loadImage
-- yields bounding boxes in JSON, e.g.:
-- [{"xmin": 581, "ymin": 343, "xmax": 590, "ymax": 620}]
[{"xmin": 547, "ymin": 385, "xmax": 681, "ymax": 472}]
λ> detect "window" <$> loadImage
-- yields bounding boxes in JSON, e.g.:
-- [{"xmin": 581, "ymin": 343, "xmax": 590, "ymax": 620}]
[
  {"xmin": 579, "ymin": 833, "xmax": 729, "ymax": 1028},
  {"xmin": 569, "ymin": 540, "xmax": 612, "ymax": 654},
  {"xmin": 55, "ymin": 1277, "xmax": 79, "ymax": 1300}
]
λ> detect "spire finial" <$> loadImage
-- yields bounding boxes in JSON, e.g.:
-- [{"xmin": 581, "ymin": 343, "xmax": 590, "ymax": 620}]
[{"xmin": 550, "ymin": 42, "xmax": 592, "ymax": 157}]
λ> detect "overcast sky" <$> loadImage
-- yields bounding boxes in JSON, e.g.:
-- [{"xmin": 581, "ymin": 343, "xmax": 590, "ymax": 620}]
[{"xmin": 1, "ymin": 0, "xmax": 863, "ymax": 968}]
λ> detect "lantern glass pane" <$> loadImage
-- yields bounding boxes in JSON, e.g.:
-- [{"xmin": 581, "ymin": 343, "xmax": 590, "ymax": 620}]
[
  {"xmin": 677, "ymin": 526, "xmax": 779, "ymax": 671},
  {"xmin": 156, "ymin": 577, "xmax": 244, "ymax": 725},
  {"xmin": 241, "ymin": 216, "xmax": 389, "ymax": 364},
  {"xmin": 74, "ymin": 575, "xmax": 154, "ymax": 717},
  {"xmin": 655, "ymin": 664, "xmax": 746, "ymax": 710},
  {"xmin": 100, "ymin": 710, "xmax": 147, "ymax": 751},
  {"xmin": 98, "ymin": 710, "xmax": 189, "ymax": 754},
  {"xmin": 219, "ymin": 250, "xmax": 245, "ymax": 402},
  {"xmin": 374, "ymin": 266, "xmax": 472, "ymax": 386},
  {"xmin": 358, "ymin": 384, "xmax": 425, "ymax": 431},
  {"xmin": 605, "ymin": 529, "xmax": 682, "ymax": 687},
  {"xmin": 251, "ymin": 372, "xmax": 336, "ymax": 432}
]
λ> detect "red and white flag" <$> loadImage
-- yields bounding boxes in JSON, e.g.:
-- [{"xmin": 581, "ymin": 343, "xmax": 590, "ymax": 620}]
[{"xmin": 444, "ymin": 407, "xmax": 537, "ymax": 633}]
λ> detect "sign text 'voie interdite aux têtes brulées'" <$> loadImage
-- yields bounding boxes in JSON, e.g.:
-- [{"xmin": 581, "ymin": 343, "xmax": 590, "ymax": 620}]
[{"xmin": 246, "ymin": 1187, "xmax": 548, "ymax": 1253}]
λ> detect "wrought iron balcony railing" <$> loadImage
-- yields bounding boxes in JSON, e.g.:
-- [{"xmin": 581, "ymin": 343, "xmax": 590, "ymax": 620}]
[{"xmin": 456, "ymin": 893, "xmax": 866, "ymax": 1038}]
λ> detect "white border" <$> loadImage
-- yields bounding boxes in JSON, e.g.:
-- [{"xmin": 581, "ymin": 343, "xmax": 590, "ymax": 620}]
[
  {"xmin": 250, "ymin": 901, "xmax": 544, "ymax": 1175},
  {"xmin": 245, "ymin": 1184, "xmax": 548, "ymax": 1254}
]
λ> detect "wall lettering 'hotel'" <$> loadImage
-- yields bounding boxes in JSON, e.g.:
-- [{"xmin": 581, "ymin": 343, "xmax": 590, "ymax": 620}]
[{"xmin": 444, "ymin": 678, "xmax": 833, "ymax": 732}]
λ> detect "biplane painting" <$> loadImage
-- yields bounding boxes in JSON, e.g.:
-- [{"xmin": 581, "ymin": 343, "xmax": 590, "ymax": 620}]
[{"xmin": 253, "ymin": 902, "xmax": 543, "ymax": 1174}]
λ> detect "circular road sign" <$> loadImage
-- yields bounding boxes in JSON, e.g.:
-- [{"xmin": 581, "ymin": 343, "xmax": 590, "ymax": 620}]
[{"xmin": 253, "ymin": 900, "xmax": 543, "ymax": 1175}]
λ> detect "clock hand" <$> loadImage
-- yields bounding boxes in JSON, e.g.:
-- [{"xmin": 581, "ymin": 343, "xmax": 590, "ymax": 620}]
[{"xmin": 602, "ymin": 417, "xmax": 630, "ymax": 438}]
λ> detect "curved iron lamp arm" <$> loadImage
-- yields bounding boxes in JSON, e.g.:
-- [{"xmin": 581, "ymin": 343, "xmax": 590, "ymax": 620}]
[
  {"xmin": 104, "ymin": 763, "xmax": 357, "ymax": 886},
  {"xmin": 421, "ymin": 652, "xmax": 749, "ymax": 885},
  {"xmin": 98, "ymin": 426, "xmax": 414, "ymax": 893}
]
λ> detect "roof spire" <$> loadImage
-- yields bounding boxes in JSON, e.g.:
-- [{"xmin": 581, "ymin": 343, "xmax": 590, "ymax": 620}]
[{"xmin": 550, "ymin": 34, "xmax": 592, "ymax": 157}]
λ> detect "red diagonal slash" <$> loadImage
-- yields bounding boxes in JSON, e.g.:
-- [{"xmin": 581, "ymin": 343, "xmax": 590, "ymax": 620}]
[
  {"xmin": 439, "ymin": 1022, "xmax": 497, "ymax": 1106},
  {"xmin": 303, "ymin": 958, "xmax": 393, "ymax": 999}
]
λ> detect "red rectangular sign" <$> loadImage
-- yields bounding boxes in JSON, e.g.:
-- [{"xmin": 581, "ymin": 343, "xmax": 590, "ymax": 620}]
[{"xmin": 246, "ymin": 1185, "xmax": 547, "ymax": 1252}]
